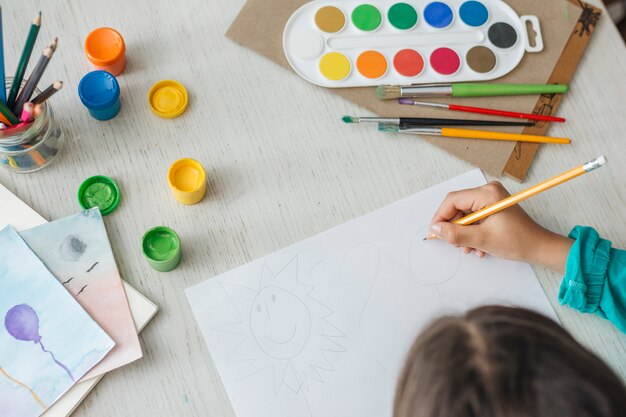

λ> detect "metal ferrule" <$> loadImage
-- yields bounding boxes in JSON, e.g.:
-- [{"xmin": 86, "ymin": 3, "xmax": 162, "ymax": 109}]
[
  {"xmin": 582, "ymin": 155, "xmax": 607, "ymax": 172},
  {"xmin": 399, "ymin": 127, "xmax": 443, "ymax": 135},
  {"xmin": 400, "ymin": 84, "xmax": 453, "ymax": 98},
  {"xmin": 360, "ymin": 117, "xmax": 400, "ymax": 124},
  {"xmin": 411, "ymin": 101, "xmax": 448, "ymax": 109}
]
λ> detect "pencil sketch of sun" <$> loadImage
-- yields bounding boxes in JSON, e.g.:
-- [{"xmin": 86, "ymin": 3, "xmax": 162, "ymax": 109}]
[{"xmin": 216, "ymin": 256, "xmax": 346, "ymax": 395}]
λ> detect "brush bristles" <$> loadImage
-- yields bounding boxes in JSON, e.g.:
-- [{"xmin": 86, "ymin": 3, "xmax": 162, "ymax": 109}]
[
  {"xmin": 378, "ymin": 123, "xmax": 400, "ymax": 132},
  {"xmin": 342, "ymin": 115, "xmax": 358, "ymax": 124},
  {"xmin": 376, "ymin": 85, "xmax": 401, "ymax": 100}
]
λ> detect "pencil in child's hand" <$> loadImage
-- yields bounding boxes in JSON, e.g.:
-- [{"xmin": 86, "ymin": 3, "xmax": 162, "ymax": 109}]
[
  {"xmin": 424, "ymin": 156, "xmax": 608, "ymax": 240},
  {"xmin": 31, "ymin": 81, "xmax": 62, "ymax": 104},
  {"xmin": 8, "ymin": 12, "xmax": 41, "ymax": 109}
]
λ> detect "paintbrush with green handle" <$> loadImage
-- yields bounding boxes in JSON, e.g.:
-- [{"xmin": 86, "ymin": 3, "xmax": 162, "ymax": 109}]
[{"xmin": 376, "ymin": 83, "xmax": 569, "ymax": 100}]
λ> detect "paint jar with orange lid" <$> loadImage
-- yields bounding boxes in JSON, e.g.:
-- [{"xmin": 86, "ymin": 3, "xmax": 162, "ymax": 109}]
[{"xmin": 84, "ymin": 28, "xmax": 126, "ymax": 76}]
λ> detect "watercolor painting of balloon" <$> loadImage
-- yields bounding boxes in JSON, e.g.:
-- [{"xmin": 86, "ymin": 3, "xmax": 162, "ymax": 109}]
[
  {"xmin": 0, "ymin": 226, "xmax": 114, "ymax": 417},
  {"xmin": 19, "ymin": 208, "xmax": 141, "ymax": 380}
]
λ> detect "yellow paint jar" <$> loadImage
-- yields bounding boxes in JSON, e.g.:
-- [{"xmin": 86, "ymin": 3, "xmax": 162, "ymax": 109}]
[{"xmin": 167, "ymin": 158, "xmax": 206, "ymax": 205}]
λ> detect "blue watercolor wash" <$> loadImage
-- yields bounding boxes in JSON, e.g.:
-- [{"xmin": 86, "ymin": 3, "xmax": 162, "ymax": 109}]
[
  {"xmin": 459, "ymin": 1, "xmax": 489, "ymax": 27},
  {"xmin": 424, "ymin": 2, "xmax": 454, "ymax": 28}
]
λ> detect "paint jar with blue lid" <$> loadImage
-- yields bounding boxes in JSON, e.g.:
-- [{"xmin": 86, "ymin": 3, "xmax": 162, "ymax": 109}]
[{"xmin": 78, "ymin": 70, "xmax": 121, "ymax": 121}]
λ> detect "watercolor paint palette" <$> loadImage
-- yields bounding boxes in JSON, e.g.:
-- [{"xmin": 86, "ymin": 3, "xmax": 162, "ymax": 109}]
[{"xmin": 283, "ymin": 0, "xmax": 543, "ymax": 87}]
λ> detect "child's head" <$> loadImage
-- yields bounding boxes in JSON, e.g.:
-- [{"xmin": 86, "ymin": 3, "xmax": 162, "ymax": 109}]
[{"xmin": 394, "ymin": 305, "xmax": 626, "ymax": 417}]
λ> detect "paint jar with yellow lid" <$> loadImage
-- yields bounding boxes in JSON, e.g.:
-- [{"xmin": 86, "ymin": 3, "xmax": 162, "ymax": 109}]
[{"xmin": 167, "ymin": 158, "xmax": 206, "ymax": 205}]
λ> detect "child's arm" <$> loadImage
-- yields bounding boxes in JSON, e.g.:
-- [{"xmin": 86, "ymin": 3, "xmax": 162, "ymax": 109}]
[{"xmin": 430, "ymin": 181, "xmax": 626, "ymax": 333}]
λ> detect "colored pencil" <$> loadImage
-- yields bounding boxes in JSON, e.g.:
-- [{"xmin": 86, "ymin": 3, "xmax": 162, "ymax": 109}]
[
  {"xmin": 397, "ymin": 99, "xmax": 566, "ymax": 123},
  {"xmin": 8, "ymin": 12, "xmax": 42, "ymax": 109},
  {"xmin": 0, "ymin": 6, "xmax": 6, "ymax": 105},
  {"xmin": 424, "ymin": 156, "xmax": 607, "ymax": 240},
  {"xmin": 19, "ymin": 102, "xmax": 33, "ymax": 123},
  {"xmin": 33, "ymin": 103, "xmax": 44, "ymax": 118},
  {"xmin": 376, "ymin": 83, "xmax": 569, "ymax": 100},
  {"xmin": 341, "ymin": 115, "xmax": 532, "ymax": 127},
  {"xmin": 0, "ymin": 100, "xmax": 20, "ymax": 125},
  {"xmin": 31, "ymin": 80, "xmax": 62, "ymax": 104},
  {"xmin": 378, "ymin": 123, "xmax": 571, "ymax": 144},
  {"xmin": 14, "ymin": 38, "xmax": 56, "ymax": 114}
]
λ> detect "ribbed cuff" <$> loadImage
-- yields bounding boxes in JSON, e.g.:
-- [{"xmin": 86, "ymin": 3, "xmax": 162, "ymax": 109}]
[{"xmin": 558, "ymin": 226, "xmax": 611, "ymax": 313}]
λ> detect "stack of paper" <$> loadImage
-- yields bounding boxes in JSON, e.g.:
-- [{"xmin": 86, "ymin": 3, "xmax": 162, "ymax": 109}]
[{"xmin": 0, "ymin": 184, "xmax": 158, "ymax": 417}]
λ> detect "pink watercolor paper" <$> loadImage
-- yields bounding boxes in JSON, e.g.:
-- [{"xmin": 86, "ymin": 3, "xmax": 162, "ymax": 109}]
[{"xmin": 18, "ymin": 208, "xmax": 142, "ymax": 380}]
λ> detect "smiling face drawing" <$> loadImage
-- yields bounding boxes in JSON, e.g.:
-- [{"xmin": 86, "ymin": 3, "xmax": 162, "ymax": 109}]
[
  {"xmin": 217, "ymin": 257, "xmax": 346, "ymax": 395},
  {"xmin": 250, "ymin": 287, "xmax": 312, "ymax": 359}
]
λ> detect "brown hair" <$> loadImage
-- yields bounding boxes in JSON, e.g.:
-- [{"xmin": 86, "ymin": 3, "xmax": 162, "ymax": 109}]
[{"xmin": 394, "ymin": 306, "xmax": 626, "ymax": 417}]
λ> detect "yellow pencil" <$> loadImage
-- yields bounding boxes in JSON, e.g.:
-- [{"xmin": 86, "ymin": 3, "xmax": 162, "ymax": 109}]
[
  {"xmin": 378, "ymin": 124, "xmax": 571, "ymax": 144},
  {"xmin": 425, "ymin": 156, "xmax": 607, "ymax": 240}
]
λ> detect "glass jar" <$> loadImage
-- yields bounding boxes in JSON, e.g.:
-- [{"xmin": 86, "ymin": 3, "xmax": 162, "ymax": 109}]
[{"xmin": 0, "ymin": 78, "xmax": 65, "ymax": 173}]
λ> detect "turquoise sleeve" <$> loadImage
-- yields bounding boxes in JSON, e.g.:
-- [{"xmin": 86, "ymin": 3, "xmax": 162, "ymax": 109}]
[{"xmin": 558, "ymin": 226, "xmax": 626, "ymax": 333}]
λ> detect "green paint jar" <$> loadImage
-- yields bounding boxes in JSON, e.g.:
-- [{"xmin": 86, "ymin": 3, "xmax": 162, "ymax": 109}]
[
  {"xmin": 141, "ymin": 226, "xmax": 182, "ymax": 272},
  {"xmin": 78, "ymin": 175, "xmax": 120, "ymax": 215}
]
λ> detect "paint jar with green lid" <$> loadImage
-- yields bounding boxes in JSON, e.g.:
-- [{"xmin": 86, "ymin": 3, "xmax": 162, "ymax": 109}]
[
  {"xmin": 78, "ymin": 175, "xmax": 120, "ymax": 215},
  {"xmin": 142, "ymin": 226, "xmax": 182, "ymax": 272}
]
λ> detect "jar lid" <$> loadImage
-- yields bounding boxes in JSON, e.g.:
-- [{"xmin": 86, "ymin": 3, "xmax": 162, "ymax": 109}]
[
  {"xmin": 78, "ymin": 71, "xmax": 120, "ymax": 111},
  {"xmin": 167, "ymin": 158, "xmax": 206, "ymax": 193},
  {"xmin": 85, "ymin": 27, "xmax": 126, "ymax": 66},
  {"xmin": 148, "ymin": 80, "xmax": 188, "ymax": 119},
  {"xmin": 78, "ymin": 175, "xmax": 120, "ymax": 215},
  {"xmin": 142, "ymin": 226, "xmax": 182, "ymax": 271}
]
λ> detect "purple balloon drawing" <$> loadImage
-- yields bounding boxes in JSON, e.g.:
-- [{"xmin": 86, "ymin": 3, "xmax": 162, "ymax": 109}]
[{"xmin": 4, "ymin": 304, "xmax": 75, "ymax": 381}]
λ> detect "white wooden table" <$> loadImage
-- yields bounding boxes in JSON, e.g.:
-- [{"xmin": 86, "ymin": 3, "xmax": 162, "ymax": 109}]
[{"xmin": 1, "ymin": 0, "xmax": 625, "ymax": 416}]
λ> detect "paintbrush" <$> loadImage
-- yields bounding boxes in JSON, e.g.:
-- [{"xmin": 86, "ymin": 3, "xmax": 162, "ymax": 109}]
[
  {"xmin": 342, "ymin": 115, "xmax": 532, "ymax": 127},
  {"xmin": 378, "ymin": 123, "xmax": 571, "ymax": 144},
  {"xmin": 397, "ymin": 99, "xmax": 566, "ymax": 123},
  {"xmin": 376, "ymin": 83, "xmax": 569, "ymax": 100}
]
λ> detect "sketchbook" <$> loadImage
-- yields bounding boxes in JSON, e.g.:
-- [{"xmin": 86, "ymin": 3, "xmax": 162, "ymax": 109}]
[
  {"xmin": 186, "ymin": 169, "xmax": 556, "ymax": 417},
  {"xmin": 0, "ymin": 183, "xmax": 158, "ymax": 417}
]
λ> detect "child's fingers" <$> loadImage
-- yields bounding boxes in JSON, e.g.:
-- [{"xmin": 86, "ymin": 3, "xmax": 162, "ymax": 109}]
[
  {"xmin": 431, "ymin": 182, "xmax": 510, "ymax": 224},
  {"xmin": 431, "ymin": 189, "xmax": 482, "ymax": 223},
  {"xmin": 430, "ymin": 222, "xmax": 485, "ymax": 249}
]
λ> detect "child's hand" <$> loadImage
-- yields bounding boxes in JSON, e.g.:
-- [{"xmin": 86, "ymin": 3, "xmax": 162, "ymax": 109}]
[{"xmin": 429, "ymin": 181, "xmax": 573, "ymax": 273}]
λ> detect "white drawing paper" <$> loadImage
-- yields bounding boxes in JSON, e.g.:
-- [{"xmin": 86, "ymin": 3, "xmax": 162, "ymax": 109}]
[{"xmin": 186, "ymin": 169, "xmax": 557, "ymax": 417}]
